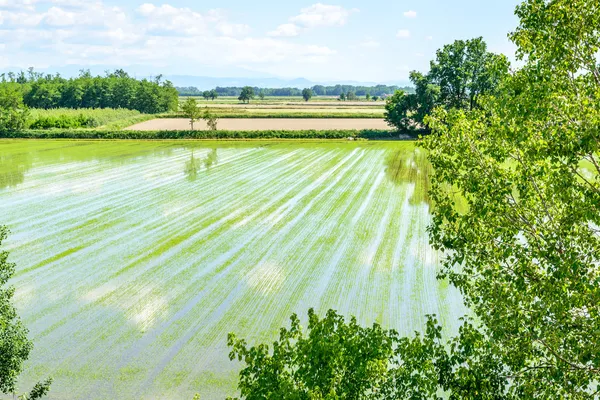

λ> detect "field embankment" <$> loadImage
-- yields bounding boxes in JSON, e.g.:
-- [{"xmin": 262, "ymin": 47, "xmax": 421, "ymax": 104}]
[
  {"xmin": 2, "ymin": 128, "xmax": 404, "ymax": 140},
  {"xmin": 126, "ymin": 118, "xmax": 391, "ymax": 131}
]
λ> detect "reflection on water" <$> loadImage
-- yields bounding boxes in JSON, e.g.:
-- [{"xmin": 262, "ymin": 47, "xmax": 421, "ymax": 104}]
[
  {"xmin": 184, "ymin": 149, "xmax": 219, "ymax": 181},
  {"xmin": 385, "ymin": 147, "xmax": 431, "ymax": 206},
  {"xmin": 203, "ymin": 149, "xmax": 219, "ymax": 170},
  {"xmin": 0, "ymin": 153, "xmax": 33, "ymax": 190},
  {"xmin": 184, "ymin": 152, "xmax": 202, "ymax": 181}
]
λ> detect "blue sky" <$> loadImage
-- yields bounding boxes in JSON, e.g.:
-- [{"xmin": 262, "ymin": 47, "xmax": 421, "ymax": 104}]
[{"xmin": 0, "ymin": 0, "xmax": 521, "ymax": 83}]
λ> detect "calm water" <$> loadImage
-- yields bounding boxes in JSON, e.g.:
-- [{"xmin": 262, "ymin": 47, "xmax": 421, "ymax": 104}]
[{"xmin": 0, "ymin": 140, "xmax": 465, "ymax": 399}]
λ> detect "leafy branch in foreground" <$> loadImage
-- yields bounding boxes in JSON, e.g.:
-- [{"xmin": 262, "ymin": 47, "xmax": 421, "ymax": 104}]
[
  {"xmin": 227, "ymin": 309, "xmax": 511, "ymax": 400},
  {"xmin": 0, "ymin": 226, "xmax": 52, "ymax": 399}
]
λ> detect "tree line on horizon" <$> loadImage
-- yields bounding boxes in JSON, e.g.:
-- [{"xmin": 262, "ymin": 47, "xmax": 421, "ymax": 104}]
[{"xmin": 176, "ymin": 84, "xmax": 414, "ymax": 98}]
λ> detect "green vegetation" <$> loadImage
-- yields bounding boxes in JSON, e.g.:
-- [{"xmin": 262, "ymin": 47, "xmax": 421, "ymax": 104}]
[
  {"xmin": 302, "ymin": 88, "xmax": 313, "ymax": 102},
  {"xmin": 181, "ymin": 98, "xmax": 203, "ymax": 130},
  {"xmin": 227, "ymin": 0, "xmax": 600, "ymax": 398},
  {"xmin": 0, "ymin": 83, "xmax": 29, "ymax": 133},
  {"xmin": 385, "ymin": 37, "xmax": 509, "ymax": 131},
  {"xmin": 0, "ymin": 226, "xmax": 52, "ymax": 399},
  {"xmin": 1, "ymin": 129, "xmax": 395, "ymax": 140},
  {"xmin": 238, "ymin": 87, "xmax": 255, "ymax": 104},
  {"xmin": 28, "ymin": 108, "xmax": 143, "ymax": 129},
  {"xmin": 0, "ymin": 69, "xmax": 178, "ymax": 114}
]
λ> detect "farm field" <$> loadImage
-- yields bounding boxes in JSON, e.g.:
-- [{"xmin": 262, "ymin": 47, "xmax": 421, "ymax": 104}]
[
  {"xmin": 1, "ymin": 140, "xmax": 466, "ymax": 399},
  {"xmin": 179, "ymin": 96, "xmax": 382, "ymax": 105},
  {"xmin": 126, "ymin": 118, "xmax": 391, "ymax": 131}
]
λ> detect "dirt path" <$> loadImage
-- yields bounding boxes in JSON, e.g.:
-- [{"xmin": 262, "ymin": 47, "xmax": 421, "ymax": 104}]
[{"xmin": 125, "ymin": 118, "xmax": 391, "ymax": 131}]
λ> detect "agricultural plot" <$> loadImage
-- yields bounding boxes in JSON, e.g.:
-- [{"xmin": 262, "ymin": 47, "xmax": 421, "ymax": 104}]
[
  {"xmin": 1, "ymin": 140, "xmax": 466, "ymax": 399},
  {"xmin": 126, "ymin": 118, "xmax": 391, "ymax": 131}
]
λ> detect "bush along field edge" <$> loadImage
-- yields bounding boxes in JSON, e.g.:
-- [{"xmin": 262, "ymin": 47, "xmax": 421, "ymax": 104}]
[{"xmin": 0, "ymin": 129, "xmax": 422, "ymax": 140}]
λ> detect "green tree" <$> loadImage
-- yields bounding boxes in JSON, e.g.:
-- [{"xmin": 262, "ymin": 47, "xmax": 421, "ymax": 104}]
[
  {"xmin": 429, "ymin": 37, "xmax": 509, "ymax": 110},
  {"xmin": 302, "ymin": 88, "xmax": 313, "ymax": 102},
  {"xmin": 385, "ymin": 38, "xmax": 506, "ymax": 131},
  {"xmin": 0, "ymin": 226, "xmax": 52, "ymax": 399},
  {"xmin": 202, "ymin": 107, "xmax": 218, "ymax": 131},
  {"xmin": 202, "ymin": 91, "xmax": 211, "ymax": 101},
  {"xmin": 383, "ymin": 90, "xmax": 414, "ymax": 131},
  {"xmin": 209, "ymin": 89, "xmax": 218, "ymax": 101},
  {"xmin": 372, "ymin": 95, "xmax": 379, "ymax": 101},
  {"xmin": 347, "ymin": 91, "xmax": 357, "ymax": 101},
  {"xmin": 258, "ymin": 90, "xmax": 265, "ymax": 101},
  {"xmin": 366, "ymin": 93, "xmax": 371, "ymax": 100},
  {"xmin": 238, "ymin": 86, "xmax": 255, "ymax": 103},
  {"xmin": 339, "ymin": 92, "xmax": 346, "ymax": 101},
  {"xmin": 0, "ymin": 84, "xmax": 29, "ymax": 133},
  {"xmin": 181, "ymin": 97, "xmax": 203, "ymax": 130},
  {"xmin": 420, "ymin": 0, "xmax": 600, "ymax": 396}
]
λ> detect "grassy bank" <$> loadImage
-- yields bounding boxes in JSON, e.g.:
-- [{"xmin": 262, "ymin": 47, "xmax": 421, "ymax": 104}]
[{"xmin": 1, "ymin": 129, "xmax": 416, "ymax": 140}]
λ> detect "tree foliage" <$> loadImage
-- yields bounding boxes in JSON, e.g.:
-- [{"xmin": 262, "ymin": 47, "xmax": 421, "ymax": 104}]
[
  {"xmin": 421, "ymin": 0, "xmax": 600, "ymax": 396},
  {"xmin": 302, "ymin": 88, "xmax": 313, "ymax": 102},
  {"xmin": 239, "ymin": 86, "xmax": 255, "ymax": 103},
  {"xmin": 0, "ymin": 83, "xmax": 29, "ymax": 133},
  {"xmin": 0, "ymin": 226, "xmax": 52, "ymax": 399},
  {"xmin": 181, "ymin": 97, "xmax": 203, "ymax": 130},
  {"xmin": 385, "ymin": 38, "xmax": 508, "ymax": 131},
  {"xmin": 0, "ymin": 69, "xmax": 178, "ymax": 114}
]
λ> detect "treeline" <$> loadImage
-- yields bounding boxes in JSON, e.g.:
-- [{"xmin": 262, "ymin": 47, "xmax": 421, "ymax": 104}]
[
  {"xmin": 177, "ymin": 84, "xmax": 413, "ymax": 97},
  {"xmin": 0, "ymin": 69, "xmax": 179, "ymax": 114}
]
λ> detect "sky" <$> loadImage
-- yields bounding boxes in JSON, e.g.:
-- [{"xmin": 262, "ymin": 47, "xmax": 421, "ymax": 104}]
[{"xmin": 0, "ymin": 0, "xmax": 522, "ymax": 83}]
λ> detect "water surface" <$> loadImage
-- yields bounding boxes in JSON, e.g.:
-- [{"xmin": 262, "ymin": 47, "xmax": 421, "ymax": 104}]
[{"xmin": 0, "ymin": 140, "xmax": 465, "ymax": 399}]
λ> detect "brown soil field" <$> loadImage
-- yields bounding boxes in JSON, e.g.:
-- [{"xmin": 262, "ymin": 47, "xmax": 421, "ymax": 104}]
[{"xmin": 125, "ymin": 118, "xmax": 391, "ymax": 131}]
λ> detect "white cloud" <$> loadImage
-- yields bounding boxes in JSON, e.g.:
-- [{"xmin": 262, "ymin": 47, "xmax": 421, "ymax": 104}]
[
  {"xmin": 403, "ymin": 10, "xmax": 417, "ymax": 18},
  {"xmin": 268, "ymin": 23, "xmax": 301, "ymax": 37},
  {"xmin": 290, "ymin": 3, "xmax": 358, "ymax": 28},
  {"xmin": 425, "ymin": 35, "xmax": 433, "ymax": 40},
  {"xmin": 397, "ymin": 29, "xmax": 410, "ymax": 39},
  {"xmin": 0, "ymin": 1, "xmax": 336, "ymax": 74}
]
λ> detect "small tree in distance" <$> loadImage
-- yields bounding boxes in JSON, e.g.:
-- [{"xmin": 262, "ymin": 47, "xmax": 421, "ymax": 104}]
[
  {"xmin": 366, "ymin": 93, "xmax": 371, "ymax": 101},
  {"xmin": 181, "ymin": 97, "xmax": 203, "ymax": 130},
  {"xmin": 372, "ymin": 95, "xmax": 379, "ymax": 101},
  {"xmin": 347, "ymin": 91, "xmax": 357, "ymax": 101},
  {"xmin": 203, "ymin": 107, "xmax": 218, "ymax": 131},
  {"xmin": 238, "ymin": 86, "xmax": 255, "ymax": 103},
  {"xmin": 339, "ymin": 92, "xmax": 346, "ymax": 101},
  {"xmin": 202, "ymin": 91, "xmax": 211, "ymax": 101},
  {"xmin": 302, "ymin": 88, "xmax": 313, "ymax": 102},
  {"xmin": 209, "ymin": 89, "xmax": 218, "ymax": 101},
  {"xmin": 258, "ymin": 90, "xmax": 265, "ymax": 101}
]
